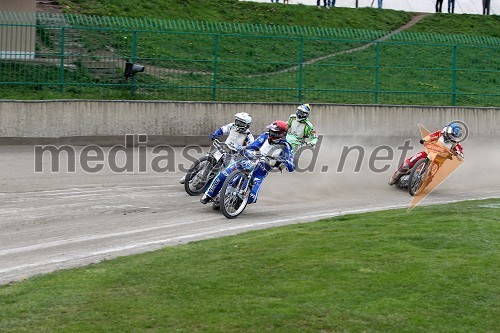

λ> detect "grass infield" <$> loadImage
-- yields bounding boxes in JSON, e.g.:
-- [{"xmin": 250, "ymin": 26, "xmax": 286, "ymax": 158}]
[{"xmin": 1, "ymin": 198, "xmax": 499, "ymax": 332}]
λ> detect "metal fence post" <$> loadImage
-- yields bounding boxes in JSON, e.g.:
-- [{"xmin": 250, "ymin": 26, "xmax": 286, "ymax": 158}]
[
  {"xmin": 212, "ymin": 34, "xmax": 219, "ymax": 101},
  {"xmin": 374, "ymin": 41, "xmax": 380, "ymax": 104},
  {"xmin": 59, "ymin": 27, "xmax": 65, "ymax": 93},
  {"xmin": 451, "ymin": 45, "xmax": 458, "ymax": 106},
  {"xmin": 298, "ymin": 37, "xmax": 304, "ymax": 102},
  {"xmin": 131, "ymin": 30, "xmax": 138, "ymax": 94}
]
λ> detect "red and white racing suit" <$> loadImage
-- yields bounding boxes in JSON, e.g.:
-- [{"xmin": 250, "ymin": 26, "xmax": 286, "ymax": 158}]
[{"xmin": 391, "ymin": 130, "xmax": 463, "ymax": 182}]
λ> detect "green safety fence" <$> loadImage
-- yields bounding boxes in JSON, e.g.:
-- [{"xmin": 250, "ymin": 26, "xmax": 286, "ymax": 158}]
[{"xmin": 0, "ymin": 11, "xmax": 498, "ymax": 106}]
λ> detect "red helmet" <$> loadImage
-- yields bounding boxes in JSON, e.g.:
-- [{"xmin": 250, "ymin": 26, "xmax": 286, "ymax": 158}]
[{"xmin": 266, "ymin": 120, "xmax": 288, "ymax": 144}]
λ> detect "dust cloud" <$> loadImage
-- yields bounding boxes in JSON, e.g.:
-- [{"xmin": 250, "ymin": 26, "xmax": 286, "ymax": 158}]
[{"xmin": 260, "ymin": 135, "xmax": 500, "ymax": 204}]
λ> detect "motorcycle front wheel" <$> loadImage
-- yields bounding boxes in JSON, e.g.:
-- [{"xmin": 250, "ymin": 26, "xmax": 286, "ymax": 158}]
[
  {"xmin": 184, "ymin": 156, "xmax": 219, "ymax": 196},
  {"xmin": 220, "ymin": 170, "xmax": 250, "ymax": 219},
  {"xmin": 408, "ymin": 159, "xmax": 429, "ymax": 196}
]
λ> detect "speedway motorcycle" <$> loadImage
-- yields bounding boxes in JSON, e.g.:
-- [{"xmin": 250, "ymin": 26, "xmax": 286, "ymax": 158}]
[
  {"xmin": 184, "ymin": 139, "xmax": 238, "ymax": 196},
  {"xmin": 219, "ymin": 153, "xmax": 280, "ymax": 219},
  {"xmin": 408, "ymin": 141, "xmax": 462, "ymax": 196}
]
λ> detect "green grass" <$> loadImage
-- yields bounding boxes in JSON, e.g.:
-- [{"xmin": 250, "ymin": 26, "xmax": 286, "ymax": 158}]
[
  {"xmin": 1, "ymin": 199, "xmax": 499, "ymax": 332},
  {"xmin": 407, "ymin": 13, "xmax": 500, "ymax": 38},
  {"xmin": 59, "ymin": 0, "xmax": 412, "ymax": 32},
  {"xmin": 58, "ymin": 0, "xmax": 500, "ymax": 38}
]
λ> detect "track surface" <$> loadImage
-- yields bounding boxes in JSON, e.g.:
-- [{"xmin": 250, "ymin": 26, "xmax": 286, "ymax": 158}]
[{"xmin": 1, "ymin": 137, "xmax": 498, "ymax": 284}]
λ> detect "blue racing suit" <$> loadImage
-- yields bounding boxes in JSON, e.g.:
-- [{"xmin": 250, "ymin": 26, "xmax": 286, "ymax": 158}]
[{"xmin": 204, "ymin": 133, "xmax": 295, "ymax": 204}]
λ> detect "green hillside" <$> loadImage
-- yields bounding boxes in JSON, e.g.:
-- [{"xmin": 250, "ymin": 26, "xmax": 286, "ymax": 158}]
[
  {"xmin": 58, "ymin": 0, "xmax": 499, "ymax": 37},
  {"xmin": 59, "ymin": 0, "xmax": 411, "ymax": 31},
  {"xmin": 0, "ymin": 0, "xmax": 498, "ymax": 105},
  {"xmin": 407, "ymin": 13, "xmax": 500, "ymax": 37}
]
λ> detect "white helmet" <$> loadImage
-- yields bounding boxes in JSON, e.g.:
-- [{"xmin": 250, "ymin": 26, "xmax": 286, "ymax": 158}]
[
  {"xmin": 296, "ymin": 104, "xmax": 311, "ymax": 122},
  {"xmin": 234, "ymin": 112, "xmax": 252, "ymax": 133}
]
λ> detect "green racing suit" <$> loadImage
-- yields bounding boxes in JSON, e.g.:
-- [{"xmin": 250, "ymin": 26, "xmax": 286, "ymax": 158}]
[{"xmin": 286, "ymin": 114, "xmax": 318, "ymax": 153}]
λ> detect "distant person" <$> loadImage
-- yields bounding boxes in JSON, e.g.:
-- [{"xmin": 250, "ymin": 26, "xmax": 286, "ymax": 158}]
[
  {"xmin": 483, "ymin": 0, "xmax": 491, "ymax": 15},
  {"xmin": 270, "ymin": 0, "xmax": 279, "ymax": 3},
  {"xmin": 378, "ymin": 0, "xmax": 383, "ymax": 9},
  {"xmin": 448, "ymin": 0, "xmax": 455, "ymax": 13},
  {"xmin": 435, "ymin": 0, "xmax": 444, "ymax": 12},
  {"xmin": 317, "ymin": 0, "xmax": 330, "ymax": 8}
]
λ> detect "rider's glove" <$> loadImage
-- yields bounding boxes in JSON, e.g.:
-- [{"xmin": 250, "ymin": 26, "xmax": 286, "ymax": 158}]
[
  {"xmin": 306, "ymin": 142, "xmax": 315, "ymax": 147},
  {"xmin": 240, "ymin": 159, "xmax": 253, "ymax": 172},
  {"xmin": 274, "ymin": 159, "xmax": 287, "ymax": 169},
  {"xmin": 209, "ymin": 134, "xmax": 216, "ymax": 141},
  {"xmin": 243, "ymin": 149, "xmax": 256, "ymax": 159},
  {"xmin": 419, "ymin": 139, "xmax": 425, "ymax": 144},
  {"xmin": 276, "ymin": 163, "xmax": 284, "ymax": 172}
]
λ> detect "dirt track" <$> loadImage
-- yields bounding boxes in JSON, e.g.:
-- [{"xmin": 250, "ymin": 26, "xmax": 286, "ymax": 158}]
[{"xmin": 1, "ymin": 137, "xmax": 498, "ymax": 284}]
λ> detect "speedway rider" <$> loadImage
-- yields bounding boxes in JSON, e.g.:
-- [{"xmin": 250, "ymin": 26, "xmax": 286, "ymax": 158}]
[
  {"xmin": 286, "ymin": 103, "xmax": 318, "ymax": 153},
  {"xmin": 200, "ymin": 120, "xmax": 295, "ymax": 209},
  {"xmin": 180, "ymin": 112, "xmax": 254, "ymax": 184},
  {"xmin": 388, "ymin": 122, "xmax": 464, "ymax": 186}
]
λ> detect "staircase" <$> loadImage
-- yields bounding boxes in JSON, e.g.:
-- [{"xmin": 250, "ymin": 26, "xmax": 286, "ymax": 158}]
[
  {"xmin": 36, "ymin": 0, "xmax": 63, "ymax": 13},
  {"xmin": 35, "ymin": 0, "xmax": 122, "ymax": 84}
]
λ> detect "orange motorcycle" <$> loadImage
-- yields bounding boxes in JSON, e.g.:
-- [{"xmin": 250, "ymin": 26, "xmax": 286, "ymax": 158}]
[{"xmin": 408, "ymin": 141, "xmax": 462, "ymax": 196}]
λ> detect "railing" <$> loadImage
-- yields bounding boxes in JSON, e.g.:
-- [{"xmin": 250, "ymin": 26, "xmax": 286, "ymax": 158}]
[{"xmin": 0, "ymin": 11, "xmax": 498, "ymax": 106}]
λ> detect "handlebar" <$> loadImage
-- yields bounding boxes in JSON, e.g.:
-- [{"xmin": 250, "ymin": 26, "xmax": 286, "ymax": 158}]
[
  {"xmin": 242, "ymin": 150, "xmax": 276, "ymax": 163},
  {"xmin": 212, "ymin": 138, "xmax": 222, "ymax": 148},
  {"xmin": 424, "ymin": 142, "xmax": 452, "ymax": 155},
  {"xmin": 423, "ymin": 141, "xmax": 463, "ymax": 161},
  {"xmin": 213, "ymin": 139, "xmax": 233, "ymax": 153}
]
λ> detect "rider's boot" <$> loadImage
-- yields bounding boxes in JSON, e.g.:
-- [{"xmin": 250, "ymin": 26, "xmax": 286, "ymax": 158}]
[
  {"xmin": 179, "ymin": 175, "xmax": 186, "ymax": 184},
  {"xmin": 212, "ymin": 195, "xmax": 220, "ymax": 210},
  {"xmin": 388, "ymin": 165, "xmax": 408, "ymax": 186},
  {"xmin": 388, "ymin": 171, "xmax": 406, "ymax": 185},
  {"xmin": 388, "ymin": 172, "xmax": 404, "ymax": 186},
  {"xmin": 200, "ymin": 194, "xmax": 212, "ymax": 205}
]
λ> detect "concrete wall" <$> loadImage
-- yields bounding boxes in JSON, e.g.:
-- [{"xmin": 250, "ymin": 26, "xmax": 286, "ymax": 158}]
[
  {"xmin": 0, "ymin": 100, "xmax": 498, "ymax": 145},
  {"xmin": 0, "ymin": 0, "xmax": 35, "ymax": 12},
  {"xmin": 0, "ymin": 1, "xmax": 36, "ymax": 59}
]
